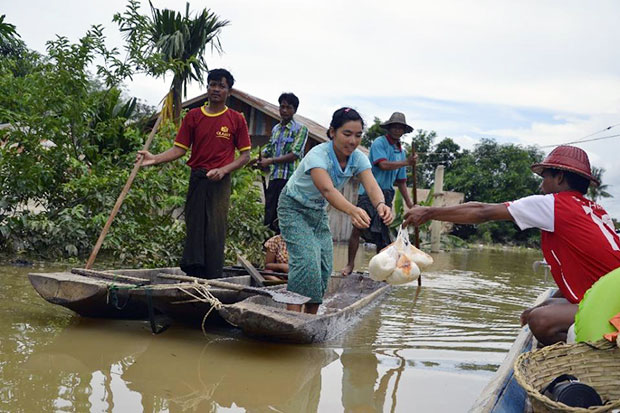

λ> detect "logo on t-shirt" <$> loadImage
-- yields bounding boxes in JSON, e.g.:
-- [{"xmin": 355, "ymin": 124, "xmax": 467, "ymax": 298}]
[{"xmin": 216, "ymin": 126, "xmax": 231, "ymax": 140}]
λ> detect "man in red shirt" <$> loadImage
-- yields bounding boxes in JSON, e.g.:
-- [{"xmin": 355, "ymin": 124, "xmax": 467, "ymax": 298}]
[
  {"xmin": 137, "ymin": 68, "xmax": 251, "ymax": 278},
  {"xmin": 403, "ymin": 145, "xmax": 620, "ymax": 345}
]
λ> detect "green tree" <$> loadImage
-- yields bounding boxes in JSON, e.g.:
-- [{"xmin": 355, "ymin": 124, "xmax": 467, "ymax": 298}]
[
  {"xmin": 587, "ymin": 166, "xmax": 613, "ymax": 202},
  {"xmin": 0, "ymin": 14, "xmax": 22, "ymax": 57},
  {"xmin": 114, "ymin": 0, "xmax": 229, "ymax": 125},
  {"xmin": 361, "ymin": 117, "xmax": 384, "ymax": 148},
  {"xmin": 444, "ymin": 139, "xmax": 544, "ymax": 246},
  {"xmin": 409, "ymin": 130, "xmax": 436, "ymax": 188},
  {"xmin": 0, "ymin": 25, "xmax": 268, "ymax": 266}
]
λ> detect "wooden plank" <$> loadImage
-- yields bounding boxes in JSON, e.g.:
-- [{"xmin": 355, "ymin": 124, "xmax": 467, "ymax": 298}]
[{"xmin": 237, "ymin": 255, "xmax": 266, "ymax": 286}]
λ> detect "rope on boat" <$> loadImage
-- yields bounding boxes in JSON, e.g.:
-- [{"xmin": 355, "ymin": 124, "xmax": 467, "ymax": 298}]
[
  {"xmin": 106, "ymin": 282, "xmax": 142, "ymax": 310},
  {"xmin": 175, "ymin": 280, "xmax": 223, "ymax": 336},
  {"xmin": 103, "ymin": 279, "xmax": 223, "ymax": 335}
]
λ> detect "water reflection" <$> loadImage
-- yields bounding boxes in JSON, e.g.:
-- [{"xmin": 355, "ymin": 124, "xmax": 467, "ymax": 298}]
[
  {"xmin": 123, "ymin": 331, "xmax": 337, "ymax": 412},
  {"xmin": 17, "ymin": 318, "xmax": 338, "ymax": 412},
  {"xmin": 1, "ymin": 246, "xmax": 554, "ymax": 412},
  {"xmin": 22, "ymin": 319, "xmax": 152, "ymax": 412}
]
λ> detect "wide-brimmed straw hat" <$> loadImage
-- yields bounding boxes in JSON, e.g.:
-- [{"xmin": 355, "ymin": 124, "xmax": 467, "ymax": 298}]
[
  {"xmin": 531, "ymin": 145, "xmax": 599, "ymax": 187},
  {"xmin": 380, "ymin": 112, "xmax": 413, "ymax": 134}
]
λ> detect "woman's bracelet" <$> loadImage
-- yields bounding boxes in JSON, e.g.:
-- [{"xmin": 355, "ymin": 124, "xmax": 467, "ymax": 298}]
[{"xmin": 375, "ymin": 201, "xmax": 386, "ymax": 209}]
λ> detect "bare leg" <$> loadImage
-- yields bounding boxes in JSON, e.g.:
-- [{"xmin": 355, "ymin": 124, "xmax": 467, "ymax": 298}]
[
  {"xmin": 341, "ymin": 227, "xmax": 361, "ymax": 276},
  {"xmin": 304, "ymin": 303, "xmax": 320, "ymax": 314},
  {"xmin": 523, "ymin": 298, "xmax": 578, "ymax": 346}
]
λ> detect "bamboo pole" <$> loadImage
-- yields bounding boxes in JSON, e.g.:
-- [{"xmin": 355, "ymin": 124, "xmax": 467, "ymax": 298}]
[
  {"xmin": 410, "ymin": 144, "xmax": 422, "ymax": 286},
  {"xmin": 85, "ymin": 114, "xmax": 163, "ymax": 269}
]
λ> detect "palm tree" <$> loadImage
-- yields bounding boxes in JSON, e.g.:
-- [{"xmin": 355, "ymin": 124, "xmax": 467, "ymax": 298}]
[
  {"xmin": 588, "ymin": 166, "xmax": 613, "ymax": 202},
  {"xmin": 115, "ymin": 1, "xmax": 229, "ymax": 125},
  {"xmin": 0, "ymin": 14, "xmax": 23, "ymax": 57}
]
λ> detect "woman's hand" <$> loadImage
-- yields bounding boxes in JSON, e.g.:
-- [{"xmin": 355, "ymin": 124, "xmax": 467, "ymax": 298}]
[
  {"xmin": 349, "ymin": 207, "xmax": 371, "ymax": 229},
  {"xmin": 377, "ymin": 203, "xmax": 394, "ymax": 225}
]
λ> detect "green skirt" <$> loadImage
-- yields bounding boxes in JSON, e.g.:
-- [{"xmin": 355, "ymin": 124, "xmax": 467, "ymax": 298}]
[{"xmin": 277, "ymin": 192, "xmax": 333, "ymax": 304}]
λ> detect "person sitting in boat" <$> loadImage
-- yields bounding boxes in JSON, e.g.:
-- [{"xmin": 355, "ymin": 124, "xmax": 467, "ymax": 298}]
[
  {"xmin": 278, "ymin": 107, "xmax": 394, "ymax": 314},
  {"xmin": 263, "ymin": 233, "xmax": 289, "ymax": 279},
  {"xmin": 403, "ymin": 145, "xmax": 620, "ymax": 346}
]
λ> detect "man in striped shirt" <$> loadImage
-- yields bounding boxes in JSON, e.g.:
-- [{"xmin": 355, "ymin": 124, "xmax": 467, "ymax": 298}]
[{"xmin": 257, "ymin": 93, "xmax": 309, "ymax": 233}]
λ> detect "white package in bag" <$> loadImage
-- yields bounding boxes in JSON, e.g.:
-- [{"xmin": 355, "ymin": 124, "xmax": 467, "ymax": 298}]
[
  {"xmin": 385, "ymin": 226, "xmax": 420, "ymax": 285},
  {"xmin": 368, "ymin": 243, "xmax": 398, "ymax": 281},
  {"xmin": 369, "ymin": 226, "xmax": 434, "ymax": 285}
]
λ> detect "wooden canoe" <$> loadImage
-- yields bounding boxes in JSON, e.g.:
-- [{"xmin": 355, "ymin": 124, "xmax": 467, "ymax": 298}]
[
  {"xmin": 28, "ymin": 266, "xmax": 283, "ymax": 325},
  {"xmin": 218, "ymin": 272, "xmax": 391, "ymax": 344},
  {"xmin": 469, "ymin": 288, "xmax": 555, "ymax": 413}
]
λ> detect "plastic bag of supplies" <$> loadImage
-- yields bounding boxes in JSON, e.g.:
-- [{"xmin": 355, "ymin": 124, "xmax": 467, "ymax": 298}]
[{"xmin": 369, "ymin": 226, "xmax": 434, "ymax": 285}]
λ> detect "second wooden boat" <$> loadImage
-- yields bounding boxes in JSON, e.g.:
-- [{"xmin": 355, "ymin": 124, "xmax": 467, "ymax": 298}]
[
  {"xmin": 469, "ymin": 288, "xmax": 555, "ymax": 413},
  {"xmin": 219, "ymin": 273, "xmax": 391, "ymax": 344}
]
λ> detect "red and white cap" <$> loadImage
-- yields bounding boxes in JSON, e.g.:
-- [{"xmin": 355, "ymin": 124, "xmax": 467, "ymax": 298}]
[{"xmin": 531, "ymin": 145, "xmax": 599, "ymax": 187}]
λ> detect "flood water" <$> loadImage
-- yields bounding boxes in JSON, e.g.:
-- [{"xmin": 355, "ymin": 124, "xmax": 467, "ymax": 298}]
[{"xmin": 0, "ymin": 246, "xmax": 554, "ymax": 412}]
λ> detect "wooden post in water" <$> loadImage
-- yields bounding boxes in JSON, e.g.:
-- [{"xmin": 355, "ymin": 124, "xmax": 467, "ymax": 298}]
[
  {"xmin": 411, "ymin": 144, "xmax": 420, "ymax": 248},
  {"xmin": 430, "ymin": 165, "xmax": 445, "ymax": 252}
]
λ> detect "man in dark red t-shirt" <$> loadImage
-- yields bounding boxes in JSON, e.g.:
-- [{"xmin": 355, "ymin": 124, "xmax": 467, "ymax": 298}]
[
  {"xmin": 403, "ymin": 145, "xmax": 620, "ymax": 346},
  {"xmin": 137, "ymin": 68, "xmax": 251, "ymax": 278}
]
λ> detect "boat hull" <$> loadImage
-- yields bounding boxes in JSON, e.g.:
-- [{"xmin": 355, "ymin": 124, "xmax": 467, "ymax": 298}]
[
  {"xmin": 28, "ymin": 267, "xmax": 270, "ymax": 325},
  {"xmin": 219, "ymin": 273, "xmax": 391, "ymax": 344},
  {"xmin": 469, "ymin": 288, "xmax": 555, "ymax": 413}
]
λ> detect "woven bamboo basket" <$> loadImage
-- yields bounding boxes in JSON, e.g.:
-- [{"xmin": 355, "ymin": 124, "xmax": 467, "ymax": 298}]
[{"xmin": 514, "ymin": 340, "xmax": 620, "ymax": 412}]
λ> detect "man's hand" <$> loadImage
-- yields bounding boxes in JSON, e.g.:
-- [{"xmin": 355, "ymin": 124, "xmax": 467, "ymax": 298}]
[
  {"xmin": 257, "ymin": 158, "xmax": 272, "ymax": 169},
  {"xmin": 403, "ymin": 205, "xmax": 431, "ymax": 227},
  {"xmin": 377, "ymin": 203, "xmax": 394, "ymax": 225},
  {"xmin": 407, "ymin": 152, "xmax": 418, "ymax": 166},
  {"xmin": 136, "ymin": 150, "xmax": 156, "ymax": 167},
  {"xmin": 207, "ymin": 168, "xmax": 227, "ymax": 181},
  {"xmin": 520, "ymin": 307, "xmax": 533, "ymax": 326},
  {"xmin": 349, "ymin": 207, "xmax": 371, "ymax": 229}
]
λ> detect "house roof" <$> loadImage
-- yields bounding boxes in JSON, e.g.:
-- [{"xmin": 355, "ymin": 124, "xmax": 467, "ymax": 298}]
[{"xmin": 182, "ymin": 88, "xmax": 330, "ymax": 144}]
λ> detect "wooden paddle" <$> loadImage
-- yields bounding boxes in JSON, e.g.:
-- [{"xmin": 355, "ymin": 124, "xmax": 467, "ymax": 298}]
[
  {"xmin": 85, "ymin": 114, "xmax": 163, "ymax": 269},
  {"xmin": 237, "ymin": 254, "xmax": 266, "ymax": 286},
  {"xmin": 72, "ymin": 267, "xmax": 149, "ymax": 284},
  {"xmin": 157, "ymin": 273, "xmax": 310, "ymax": 305},
  {"xmin": 71, "ymin": 268, "xmax": 308, "ymax": 305}
]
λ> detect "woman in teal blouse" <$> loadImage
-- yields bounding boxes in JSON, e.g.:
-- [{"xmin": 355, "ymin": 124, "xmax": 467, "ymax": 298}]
[{"xmin": 278, "ymin": 107, "xmax": 393, "ymax": 313}]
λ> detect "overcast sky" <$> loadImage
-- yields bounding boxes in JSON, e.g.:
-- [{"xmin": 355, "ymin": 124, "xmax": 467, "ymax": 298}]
[{"xmin": 5, "ymin": 0, "xmax": 620, "ymax": 218}]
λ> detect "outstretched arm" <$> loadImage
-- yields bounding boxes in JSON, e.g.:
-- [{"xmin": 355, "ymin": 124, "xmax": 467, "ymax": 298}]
[
  {"xmin": 310, "ymin": 168, "xmax": 371, "ymax": 229},
  {"xmin": 403, "ymin": 202, "xmax": 513, "ymax": 227},
  {"xmin": 137, "ymin": 146, "xmax": 186, "ymax": 167}
]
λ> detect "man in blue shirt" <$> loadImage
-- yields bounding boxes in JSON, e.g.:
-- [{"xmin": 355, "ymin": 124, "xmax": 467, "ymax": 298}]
[
  {"xmin": 341, "ymin": 112, "xmax": 416, "ymax": 276},
  {"xmin": 257, "ymin": 93, "xmax": 309, "ymax": 233}
]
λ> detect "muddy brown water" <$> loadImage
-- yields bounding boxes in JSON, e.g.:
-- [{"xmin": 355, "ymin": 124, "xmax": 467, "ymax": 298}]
[{"xmin": 0, "ymin": 246, "xmax": 552, "ymax": 412}]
